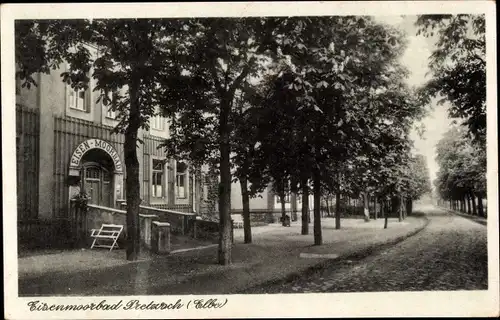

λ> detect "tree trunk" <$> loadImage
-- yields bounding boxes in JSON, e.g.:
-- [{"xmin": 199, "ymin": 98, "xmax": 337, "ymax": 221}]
[
  {"xmin": 466, "ymin": 194, "xmax": 472, "ymax": 214},
  {"xmin": 280, "ymin": 191, "xmax": 287, "ymax": 227},
  {"xmin": 307, "ymin": 202, "xmax": 311, "ymax": 224},
  {"xmin": 477, "ymin": 194, "xmax": 485, "ymax": 217},
  {"xmin": 313, "ymin": 168, "xmax": 322, "ymax": 245},
  {"xmin": 301, "ymin": 180, "xmax": 309, "ymax": 235},
  {"xmin": 406, "ymin": 198, "xmax": 413, "ymax": 216},
  {"xmin": 240, "ymin": 178, "xmax": 252, "ymax": 244},
  {"xmin": 399, "ymin": 196, "xmax": 404, "ymax": 221},
  {"xmin": 362, "ymin": 192, "xmax": 370, "ymax": 222},
  {"xmin": 124, "ymin": 78, "xmax": 141, "ymax": 261},
  {"xmin": 374, "ymin": 196, "xmax": 378, "ymax": 220},
  {"xmin": 470, "ymin": 192, "xmax": 477, "ymax": 215},
  {"xmin": 291, "ymin": 193, "xmax": 298, "ymax": 221},
  {"xmin": 218, "ymin": 99, "xmax": 232, "ymax": 265},
  {"xmin": 383, "ymin": 200, "xmax": 388, "ymax": 229},
  {"xmin": 391, "ymin": 196, "xmax": 400, "ymax": 222},
  {"xmin": 335, "ymin": 192, "xmax": 341, "ymax": 229},
  {"xmin": 325, "ymin": 197, "xmax": 331, "ymax": 217}
]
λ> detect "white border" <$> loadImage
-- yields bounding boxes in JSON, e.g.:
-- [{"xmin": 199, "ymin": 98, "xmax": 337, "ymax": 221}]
[{"xmin": 2, "ymin": 2, "xmax": 498, "ymax": 319}]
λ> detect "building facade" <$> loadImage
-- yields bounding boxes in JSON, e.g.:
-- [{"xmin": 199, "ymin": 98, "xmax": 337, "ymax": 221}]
[
  {"xmin": 16, "ymin": 58, "xmax": 209, "ymax": 246},
  {"xmin": 229, "ymin": 181, "xmax": 314, "ymax": 222}
]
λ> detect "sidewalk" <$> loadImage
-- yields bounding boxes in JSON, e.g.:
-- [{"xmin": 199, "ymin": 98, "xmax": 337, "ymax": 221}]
[
  {"xmin": 18, "ymin": 215, "xmax": 428, "ymax": 296},
  {"xmin": 439, "ymin": 206, "xmax": 487, "ymax": 226}
]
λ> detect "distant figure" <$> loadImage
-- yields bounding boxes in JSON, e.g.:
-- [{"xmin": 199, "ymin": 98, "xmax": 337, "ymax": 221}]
[{"xmin": 280, "ymin": 214, "xmax": 291, "ymax": 227}]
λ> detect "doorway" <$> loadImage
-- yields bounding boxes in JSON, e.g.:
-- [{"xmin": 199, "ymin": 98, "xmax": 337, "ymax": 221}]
[
  {"xmin": 82, "ymin": 163, "xmax": 112, "ymax": 207},
  {"xmin": 82, "ymin": 160, "xmax": 113, "ymax": 207}
]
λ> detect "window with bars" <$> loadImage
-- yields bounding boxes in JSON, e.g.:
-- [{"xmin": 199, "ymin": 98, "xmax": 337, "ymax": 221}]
[
  {"xmin": 85, "ymin": 167, "xmax": 101, "ymax": 180},
  {"xmin": 103, "ymin": 169, "xmax": 111, "ymax": 185},
  {"xmin": 152, "ymin": 159, "xmax": 164, "ymax": 198},
  {"xmin": 176, "ymin": 161, "xmax": 187, "ymax": 199}
]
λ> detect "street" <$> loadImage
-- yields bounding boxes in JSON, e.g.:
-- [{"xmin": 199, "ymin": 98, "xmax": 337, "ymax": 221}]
[{"xmin": 246, "ymin": 205, "xmax": 488, "ymax": 293}]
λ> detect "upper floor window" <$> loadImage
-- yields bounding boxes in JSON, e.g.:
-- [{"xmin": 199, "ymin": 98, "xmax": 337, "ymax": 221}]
[
  {"xmin": 105, "ymin": 92, "xmax": 118, "ymax": 119},
  {"xmin": 151, "ymin": 114, "xmax": 164, "ymax": 131},
  {"xmin": 106, "ymin": 108, "xmax": 117, "ymax": 119},
  {"xmin": 176, "ymin": 161, "xmax": 187, "ymax": 199},
  {"xmin": 68, "ymin": 87, "xmax": 88, "ymax": 111},
  {"xmin": 66, "ymin": 63, "xmax": 90, "ymax": 112}
]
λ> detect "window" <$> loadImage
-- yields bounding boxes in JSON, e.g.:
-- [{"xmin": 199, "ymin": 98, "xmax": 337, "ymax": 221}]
[
  {"xmin": 66, "ymin": 63, "xmax": 90, "ymax": 112},
  {"xmin": 103, "ymin": 169, "xmax": 111, "ymax": 185},
  {"xmin": 151, "ymin": 114, "xmax": 164, "ymax": 131},
  {"xmin": 176, "ymin": 161, "xmax": 187, "ymax": 199},
  {"xmin": 68, "ymin": 88, "xmax": 88, "ymax": 111},
  {"xmin": 85, "ymin": 167, "xmax": 100, "ymax": 180},
  {"xmin": 106, "ymin": 108, "xmax": 117, "ymax": 119},
  {"xmin": 105, "ymin": 92, "xmax": 118, "ymax": 119},
  {"xmin": 276, "ymin": 194, "xmax": 291, "ymax": 203},
  {"xmin": 152, "ymin": 159, "xmax": 164, "ymax": 198}
]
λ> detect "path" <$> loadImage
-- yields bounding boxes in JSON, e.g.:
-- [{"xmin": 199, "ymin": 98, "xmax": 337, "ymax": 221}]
[
  {"xmin": 244, "ymin": 205, "xmax": 487, "ymax": 293},
  {"xmin": 19, "ymin": 213, "xmax": 428, "ymax": 296}
]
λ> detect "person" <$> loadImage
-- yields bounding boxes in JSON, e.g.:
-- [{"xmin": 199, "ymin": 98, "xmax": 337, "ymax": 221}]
[{"xmin": 283, "ymin": 214, "xmax": 291, "ymax": 227}]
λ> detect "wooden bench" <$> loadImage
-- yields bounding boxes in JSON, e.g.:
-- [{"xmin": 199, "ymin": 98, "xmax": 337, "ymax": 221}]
[{"xmin": 90, "ymin": 224, "xmax": 124, "ymax": 251}]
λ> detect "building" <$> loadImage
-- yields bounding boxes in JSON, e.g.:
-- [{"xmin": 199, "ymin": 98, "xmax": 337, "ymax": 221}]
[
  {"xmin": 229, "ymin": 181, "xmax": 314, "ymax": 222},
  {"xmin": 15, "ymin": 49, "xmax": 210, "ymax": 247}
]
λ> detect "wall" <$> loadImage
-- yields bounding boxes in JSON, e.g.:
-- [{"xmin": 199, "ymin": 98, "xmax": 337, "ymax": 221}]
[
  {"xmin": 16, "ymin": 72, "xmax": 39, "ymax": 109},
  {"xmin": 230, "ymin": 181, "xmax": 269, "ymax": 211},
  {"xmin": 53, "ymin": 117, "xmax": 125, "ymax": 218}
]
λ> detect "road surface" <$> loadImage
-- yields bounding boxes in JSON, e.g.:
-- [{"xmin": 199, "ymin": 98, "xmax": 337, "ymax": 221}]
[{"xmin": 247, "ymin": 205, "xmax": 488, "ymax": 293}]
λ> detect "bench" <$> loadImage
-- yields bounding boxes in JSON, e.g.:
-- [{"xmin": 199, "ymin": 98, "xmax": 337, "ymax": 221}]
[{"xmin": 90, "ymin": 224, "xmax": 124, "ymax": 251}]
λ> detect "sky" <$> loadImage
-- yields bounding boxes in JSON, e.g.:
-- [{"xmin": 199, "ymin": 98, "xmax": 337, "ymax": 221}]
[{"xmin": 375, "ymin": 15, "xmax": 454, "ymax": 185}]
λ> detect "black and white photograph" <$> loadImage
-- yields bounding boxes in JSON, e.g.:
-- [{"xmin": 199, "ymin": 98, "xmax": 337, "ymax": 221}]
[{"xmin": 2, "ymin": 1, "xmax": 498, "ymax": 318}]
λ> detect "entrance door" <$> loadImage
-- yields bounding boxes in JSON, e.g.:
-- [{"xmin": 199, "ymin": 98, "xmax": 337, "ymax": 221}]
[{"xmin": 83, "ymin": 164, "xmax": 112, "ymax": 207}]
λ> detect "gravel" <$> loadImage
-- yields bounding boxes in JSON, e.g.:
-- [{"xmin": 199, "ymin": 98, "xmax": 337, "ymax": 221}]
[{"xmin": 245, "ymin": 207, "xmax": 487, "ymax": 293}]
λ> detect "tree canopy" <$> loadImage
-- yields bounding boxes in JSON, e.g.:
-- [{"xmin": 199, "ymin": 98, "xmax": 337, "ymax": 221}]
[
  {"xmin": 415, "ymin": 14, "xmax": 486, "ymax": 146},
  {"xmin": 435, "ymin": 126, "xmax": 486, "ymax": 216}
]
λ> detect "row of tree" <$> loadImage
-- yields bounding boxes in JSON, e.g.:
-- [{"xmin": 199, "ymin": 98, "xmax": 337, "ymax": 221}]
[
  {"xmin": 16, "ymin": 16, "xmax": 432, "ymax": 265},
  {"xmin": 415, "ymin": 14, "xmax": 487, "ymax": 214},
  {"xmin": 160, "ymin": 17, "xmax": 432, "ymax": 253},
  {"xmin": 435, "ymin": 127, "xmax": 487, "ymax": 217}
]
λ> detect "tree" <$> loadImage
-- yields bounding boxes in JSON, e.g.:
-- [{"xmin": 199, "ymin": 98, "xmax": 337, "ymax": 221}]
[
  {"xmin": 435, "ymin": 126, "xmax": 486, "ymax": 216},
  {"xmin": 158, "ymin": 18, "xmax": 287, "ymax": 264},
  {"xmin": 232, "ymin": 88, "xmax": 272, "ymax": 243},
  {"xmin": 403, "ymin": 154, "xmax": 432, "ymax": 215},
  {"xmin": 15, "ymin": 19, "xmax": 183, "ymax": 261},
  {"xmin": 416, "ymin": 14, "xmax": 486, "ymax": 146}
]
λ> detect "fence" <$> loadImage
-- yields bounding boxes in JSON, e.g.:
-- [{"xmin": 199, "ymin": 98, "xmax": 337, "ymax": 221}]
[
  {"xmin": 71, "ymin": 202, "xmax": 161, "ymax": 249},
  {"xmin": 18, "ymin": 219, "xmax": 72, "ymax": 250},
  {"xmin": 149, "ymin": 203, "xmax": 193, "ymax": 213},
  {"xmin": 118, "ymin": 202, "xmax": 197, "ymax": 235},
  {"xmin": 138, "ymin": 205, "xmax": 196, "ymax": 235},
  {"xmin": 16, "ymin": 105, "xmax": 40, "ymax": 221}
]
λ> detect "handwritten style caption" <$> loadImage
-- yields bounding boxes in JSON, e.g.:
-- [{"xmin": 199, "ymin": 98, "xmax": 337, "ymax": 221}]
[{"xmin": 27, "ymin": 298, "xmax": 228, "ymax": 312}]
